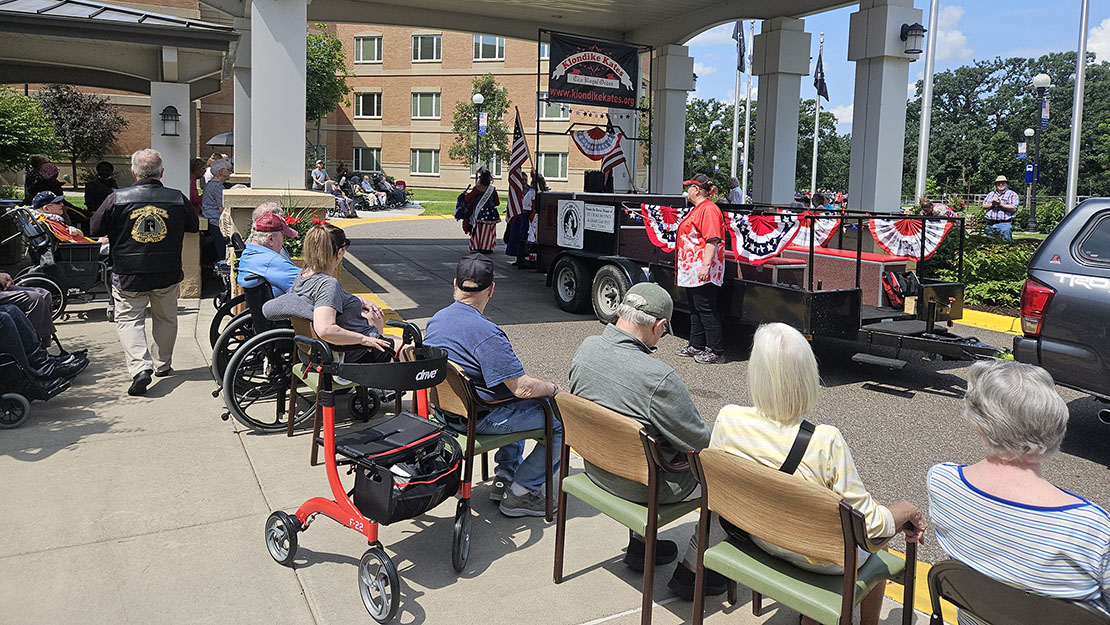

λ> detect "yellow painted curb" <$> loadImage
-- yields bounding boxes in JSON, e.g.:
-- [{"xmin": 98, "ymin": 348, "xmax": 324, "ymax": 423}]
[
  {"xmin": 885, "ymin": 550, "xmax": 955, "ymax": 624},
  {"xmin": 955, "ymin": 309, "xmax": 1021, "ymax": 336},
  {"xmin": 337, "ymin": 262, "xmax": 406, "ymax": 337},
  {"xmin": 334, "ymin": 214, "xmax": 453, "ymax": 228}
]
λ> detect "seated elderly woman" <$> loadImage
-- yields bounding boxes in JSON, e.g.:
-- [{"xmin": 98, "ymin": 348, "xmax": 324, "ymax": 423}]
[
  {"xmin": 263, "ymin": 223, "xmax": 397, "ymax": 363},
  {"xmin": 928, "ymin": 360, "xmax": 1110, "ymax": 622},
  {"xmin": 710, "ymin": 322, "xmax": 926, "ymax": 625},
  {"xmin": 324, "ymin": 180, "xmax": 355, "ymax": 218}
]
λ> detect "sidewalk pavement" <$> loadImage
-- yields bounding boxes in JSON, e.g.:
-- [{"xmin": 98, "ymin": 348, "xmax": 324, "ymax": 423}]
[{"xmin": 0, "ymin": 297, "xmax": 928, "ymax": 625}]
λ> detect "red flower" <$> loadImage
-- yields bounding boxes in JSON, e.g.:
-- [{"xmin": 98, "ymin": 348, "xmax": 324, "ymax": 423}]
[
  {"xmin": 311, "ymin": 217, "xmax": 322, "ymax": 225},
  {"xmin": 285, "ymin": 215, "xmax": 297, "ymax": 225}
]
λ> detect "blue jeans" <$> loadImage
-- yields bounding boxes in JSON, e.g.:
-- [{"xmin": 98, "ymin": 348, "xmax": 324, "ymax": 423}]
[
  {"xmin": 474, "ymin": 399, "xmax": 562, "ymax": 494},
  {"xmin": 985, "ymin": 221, "xmax": 1013, "ymax": 241}
]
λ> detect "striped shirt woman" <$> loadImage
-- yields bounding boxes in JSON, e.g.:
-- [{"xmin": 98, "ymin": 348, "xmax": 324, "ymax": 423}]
[{"xmin": 927, "ymin": 462, "xmax": 1110, "ymax": 624}]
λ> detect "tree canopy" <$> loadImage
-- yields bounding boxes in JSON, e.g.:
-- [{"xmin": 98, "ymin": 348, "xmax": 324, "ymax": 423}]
[
  {"xmin": 0, "ymin": 87, "xmax": 58, "ymax": 172},
  {"xmin": 307, "ymin": 25, "xmax": 351, "ymax": 123},
  {"xmin": 449, "ymin": 74, "xmax": 511, "ymax": 172},
  {"xmin": 36, "ymin": 84, "xmax": 126, "ymax": 188}
]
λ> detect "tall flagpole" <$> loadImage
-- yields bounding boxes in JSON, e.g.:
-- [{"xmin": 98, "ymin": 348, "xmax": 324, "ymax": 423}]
[
  {"xmin": 740, "ymin": 22, "xmax": 754, "ymax": 201},
  {"xmin": 810, "ymin": 33, "xmax": 824, "ymax": 196},
  {"xmin": 731, "ymin": 21, "xmax": 742, "ymax": 178},
  {"xmin": 914, "ymin": 0, "xmax": 940, "ymax": 204},
  {"xmin": 1066, "ymin": 0, "xmax": 1090, "ymax": 211}
]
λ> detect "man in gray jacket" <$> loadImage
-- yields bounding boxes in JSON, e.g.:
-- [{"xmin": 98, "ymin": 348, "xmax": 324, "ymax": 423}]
[{"xmin": 568, "ymin": 282, "xmax": 725, "ymax": 599}]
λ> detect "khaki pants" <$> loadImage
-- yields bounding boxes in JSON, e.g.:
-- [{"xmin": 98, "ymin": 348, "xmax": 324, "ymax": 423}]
[{"xmin": 113, "ymin": 284, "xmax": 179, "ymax": 378}]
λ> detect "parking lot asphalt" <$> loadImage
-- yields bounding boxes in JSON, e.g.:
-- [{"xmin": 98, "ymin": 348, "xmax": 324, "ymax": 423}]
[{"xmin": 344, "ymin": 217, "xmax": 1110, "ymax": 564}]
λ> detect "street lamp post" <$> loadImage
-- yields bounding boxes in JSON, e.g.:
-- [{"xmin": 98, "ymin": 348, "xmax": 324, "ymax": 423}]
[
  {"xmin": 1024, "ymin": 127, "xmax": 1036, "ymax": 218},
  {"xmin": 1029, "ymin": 73, "xmax": 1051, "ymax": 232},
  {"xmin": 472, "ymin": 92, "xmax": 485, "ymax": 175}
]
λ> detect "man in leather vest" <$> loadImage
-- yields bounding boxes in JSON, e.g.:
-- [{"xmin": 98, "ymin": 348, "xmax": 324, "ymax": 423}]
[{"xmin": 90, "ymin": 149, "xmax": 199, "ymax": 396}]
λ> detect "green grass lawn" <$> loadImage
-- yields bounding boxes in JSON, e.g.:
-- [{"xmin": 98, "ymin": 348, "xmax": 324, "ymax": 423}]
[{"xmin": 408, "ymin": 188, "xmax": 460, "ymax": 216}]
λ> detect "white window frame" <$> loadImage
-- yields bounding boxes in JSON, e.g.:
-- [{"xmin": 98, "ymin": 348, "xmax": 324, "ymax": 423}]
[
  {"xmin": 412, "ymin": 34, "xmax": 442, "ymax": 62},
  {"xmin": 537, "ymin": 152, "xmax": 568, "ymax": 180},
  {"xmin": 539, "ymin": 42, "xmax": 550, "ymax": 60},
  {"xmin": 537, "ymin": 92, "xmax": 569, "ymax": 120},
  {"xmin": 354, "ymin": 92, "xmax": 382, "ymax": 119},
  {"xmin": 353, "ymin": 147, "xmax": 381, "ymax": 172},
  {"xmin": 354, "ymin": 36, "xmax": 382, "ymax": 64},
  {"xmin": 411, "ymin": 93, "xmax": 441, "ymax": 119},
  {"xmin": 410, "ymin": 149, "xmax": 440, "ymax": 175},
  {"xmin": 470, "ymin": 154, "xmax": 503, "ymax": 178},
  {"xmin": 473, "ymin": 34, "xmax": 505, "ymax": 61}
]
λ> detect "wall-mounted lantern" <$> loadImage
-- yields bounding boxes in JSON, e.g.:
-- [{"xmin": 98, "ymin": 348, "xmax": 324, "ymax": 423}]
[{"xmin": 160, "ymin": 105, "xmax": 180, "ymax": 137}]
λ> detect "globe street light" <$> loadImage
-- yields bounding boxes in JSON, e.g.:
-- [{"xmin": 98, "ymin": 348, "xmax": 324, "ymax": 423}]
[
  {"xmin": 1028, "ymin": 73, "xmax": 1051, "ymax": 232},
  {"xmin": 472, "ymin": 92, "xmax": 485, "ymax": 175}
]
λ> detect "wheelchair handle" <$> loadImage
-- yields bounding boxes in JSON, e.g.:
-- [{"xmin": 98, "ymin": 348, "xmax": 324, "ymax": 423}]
[
  {"xmin": 386, "ymin": 320, "xmax": 424, "ymax": 348},
  {"xmin": 293, "ymin": 334, "xmax": 335, "ymax": 366}
]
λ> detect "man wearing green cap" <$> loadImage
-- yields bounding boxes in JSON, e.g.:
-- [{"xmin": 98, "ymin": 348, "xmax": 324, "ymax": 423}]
[{"xmin": 568, "ymin": 282, "xmax": 726, "ymax": 599}]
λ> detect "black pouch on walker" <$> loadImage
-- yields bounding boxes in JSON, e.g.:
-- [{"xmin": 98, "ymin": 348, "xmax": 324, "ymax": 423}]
[{"xmin": 342, "ymin": 412, "xmax": 463, "ymax": 525}]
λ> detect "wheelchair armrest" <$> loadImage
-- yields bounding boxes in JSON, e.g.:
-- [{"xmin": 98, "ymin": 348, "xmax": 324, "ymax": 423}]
[{"xmin": 293, "ymin": 334, "xmax": 335, "ymax": 365}]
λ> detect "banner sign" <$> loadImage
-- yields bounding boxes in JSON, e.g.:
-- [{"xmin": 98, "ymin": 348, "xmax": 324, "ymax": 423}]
[
  {"xmin": 584, "ymin": 203, "xmax": 615, "ymax": 233},
  {"xmin": 548, "ymin": 32, "xmax": 639, "ymax": 110},
  {"xmin": 557, "ymin": 200, "xmax": 584, "ymax": 249},
  {"xmin": 1018, "ymin": 142, "xmax": 1027, "ymax": 159},
  {"xmin": 571, "ymin": 127, "xmax": 621, "ymax": 160},
  {"xmin": 478, "ymin": 112, "xmax": 488, "ymax": 136},
  {"xmin": 1040, "ymin": 99, "xmax": 1049, "ymax": 129}
]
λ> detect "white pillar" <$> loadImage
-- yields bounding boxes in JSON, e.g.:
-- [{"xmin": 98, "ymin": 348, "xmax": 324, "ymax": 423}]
[
  {"xmin": 150, "ymin": 81, "xmax": 191, "ymax": 193},
  {"xmin": 751, "ymin": 18, "xmax": 810, "ymax": 204},
  {"xmin": 648, "ymin": 45, "xmax": 695, "ymax": 194},
  {"xmin": 233, "ymin": 18, "xmax": 252, "ymax": 178},
  {"xmin": 251, "ymin": 0, "xmax": 306, "ymax": 189},
  {"xmin": 847, "ymin": 0, "xmax": 922, "ymax": 212}
]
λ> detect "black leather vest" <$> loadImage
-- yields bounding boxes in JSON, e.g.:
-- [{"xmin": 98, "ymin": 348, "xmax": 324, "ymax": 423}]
[{"xmin": 107, "ymin": 183, "xmax": 187, "ymax": 276}]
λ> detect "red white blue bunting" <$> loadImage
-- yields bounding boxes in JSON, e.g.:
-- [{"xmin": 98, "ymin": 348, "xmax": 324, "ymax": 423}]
[
  {"xmin": 728, "ymin": 212, "xmax": 801, "ymax": 265},
  {"xmin": 869, "ymin": 217, "xmax": 953, "ymax": 260},
  {"xmin": 635, "ymin": 204, "xmax": 688, "ymax": 253},
  {"xmin": 794, "ymin": 212, "xmax": 841, "ymax": 248}
]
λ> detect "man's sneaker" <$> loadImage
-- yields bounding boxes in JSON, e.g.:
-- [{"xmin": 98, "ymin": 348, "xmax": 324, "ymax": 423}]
[
  {"xmin": 667, "ymin": 563, "xmax": 728, "ymax": 601},
  {"xmin": 499, "ymin": 488, "xmax": 552, "ymax": 518},
  {"xmin": 489, "ymin": 475, "xmax": 511, "ymax": 502},
  {"xmin": 694, "ymin": 349, "xmax": 724, "ymax": 364},
  {"xmin": 675, "ymin": 345, "xmax": 705, "ymax": 358},
  {"xmin": 622, "ymin": 532, "xmax": 679, "ymax": 572}
]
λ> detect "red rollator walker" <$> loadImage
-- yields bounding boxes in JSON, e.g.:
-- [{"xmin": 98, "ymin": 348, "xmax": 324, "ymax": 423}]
[{"xmin": 264, "ymin": 321, "xmax": 454, "ymax": 623}]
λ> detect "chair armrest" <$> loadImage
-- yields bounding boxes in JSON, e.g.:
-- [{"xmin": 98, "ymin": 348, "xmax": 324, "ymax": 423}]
[
  {"xmin": 641, "ymin": 430, "xmax": 690, "ymax": 473},
  {"xmin": 293, "ymin": 334, "xmax": 335, "ymax": 366}
]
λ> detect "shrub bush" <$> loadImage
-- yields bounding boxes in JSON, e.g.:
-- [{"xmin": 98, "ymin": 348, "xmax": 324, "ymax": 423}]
[{"xmin": 932, "ymin": 234, "xmax": 1038, "ymax": 309}]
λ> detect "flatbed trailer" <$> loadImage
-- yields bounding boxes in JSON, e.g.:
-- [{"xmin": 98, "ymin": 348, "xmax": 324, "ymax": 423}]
[{"xmin": 534, "ymin": 192, "xmax": 1004, "ymax": 367}]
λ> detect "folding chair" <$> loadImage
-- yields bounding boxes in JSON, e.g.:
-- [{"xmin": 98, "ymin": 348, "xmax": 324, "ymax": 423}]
[
  {"xmin": 928, "ymin": 559, "xmax": 1110, "ymax": 625},
  {"xmin": 689, "ymin": 448, "xmax": 917, "ymax": 625},
  {"xmin": 551, "ymin": 393, "xmax": 700, "ymax": 625}
]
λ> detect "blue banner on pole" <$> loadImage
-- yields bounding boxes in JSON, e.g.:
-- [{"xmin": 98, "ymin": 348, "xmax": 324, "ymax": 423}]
[
  {"xmin": 1040, "ymin": 99, "xmax": 1049, "ymax": 130},
  {"xmin": 1018, "ymin": 142, "xmax": 1027, "ymax": 159},
  {"xmin": 478, "ymin": 112, "xmax": 488, "ymax": 136},
  {"xmin": 1025, "ymin": 163, "xmax": 1036, "ymax": 183}
]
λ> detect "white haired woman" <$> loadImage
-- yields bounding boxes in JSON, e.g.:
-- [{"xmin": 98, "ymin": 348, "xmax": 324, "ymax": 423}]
[
  {"xmin": 927, "ymin": 360, "xmax": 1110, "ymax": 623},
  {"xmin": 201, "ymin": 158, "xmax": 232, "ymax": 261},
  {"xmin": 710, "ymin": 322, "xmax": 925, "ymax": 625}
]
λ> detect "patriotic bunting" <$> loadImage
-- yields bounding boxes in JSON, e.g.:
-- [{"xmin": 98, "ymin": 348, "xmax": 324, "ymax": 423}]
[
  {"xmin": 728, "ymin": 212, "xmax": 801, "ymax": 264},
  {"xmin": 637, "ymin": 204, "xmax": 689, "ymax": 253},
  {"xmin": 869, "ymin": 217, "xmax": 953, "ymax": 260},
  {"xmin": 794, "ymin": 212, "xmax": 841, "ymax": 248}
]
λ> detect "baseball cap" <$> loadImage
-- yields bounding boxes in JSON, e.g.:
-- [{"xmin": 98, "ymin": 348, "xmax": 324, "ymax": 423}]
[
  {"xmin": 456, "ymin": 252, "xmax": 495, "ymax": 292},
  {"xmin": 253, "ymin": 211, "xmax": 298, "ymax": 238},
  {"xmin": 682, "ymin": 173, "xmax": 712, "ymax": 190},
  {"xmin": 31, "ymin": 190, "xmax": 64, "ymax": 210},
  {"xmin": 622, "ymin": 282, "xmax": 673, "ymax": 334}
]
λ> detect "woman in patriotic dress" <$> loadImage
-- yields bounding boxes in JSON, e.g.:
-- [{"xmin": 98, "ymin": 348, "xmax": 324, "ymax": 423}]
[{"xmin": 465, "ymin": 169, "xmax": 500, "ymax": 253}]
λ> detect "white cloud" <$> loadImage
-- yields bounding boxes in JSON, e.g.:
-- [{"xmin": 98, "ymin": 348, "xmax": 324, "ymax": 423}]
[
  {"xmin": 686, "ymin": 24, "xmax": 735, "ymax": 47},
  {"xmin": 1089, "ymin": 18, "xmax": 1110, "ymax": 63},
  {"xmin": 935, "ymin": 5, "xmax": 972, "ymax": 61},
  {"xmin": 829, "ymin": 104, "xmax": 853, "ymax": 124},
  {"xmin": 693, "ymin": 62, "xmax": 718, "ymax": 77}
]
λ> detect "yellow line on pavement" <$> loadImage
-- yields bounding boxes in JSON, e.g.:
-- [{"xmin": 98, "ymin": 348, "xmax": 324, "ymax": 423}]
[
  {"xmin": 955, "ymin": 309, "xmax": 1021, "ymax": 336},
  {"xmin": 337, "ymin": 263, "xmax": 406, "ymax": 337},
  {"xmin": 885, "ymin": 550, "xmax": 954, "ymax": 623},
  {"xmin": 334, "ymin": 214, "xmax": 452, "ymax": 228}
]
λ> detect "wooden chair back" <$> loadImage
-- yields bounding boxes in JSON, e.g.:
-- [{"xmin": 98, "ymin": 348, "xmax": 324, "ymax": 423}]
[
  {"xmin": 554, "ymin": 393, "xmax": 650, "ymax": 487},
  {"xmin": 697, "ymin": 448, "xmax": 848, "ymax": 566},
  {"xmin": 427, "ymin": 359, "xmax": 474, "ymax": 419}
]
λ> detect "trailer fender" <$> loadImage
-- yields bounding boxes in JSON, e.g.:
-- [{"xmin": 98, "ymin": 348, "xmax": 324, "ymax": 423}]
[{"xmin": 597, "ymin": 256, "xmax": 650, "ymax": 286}]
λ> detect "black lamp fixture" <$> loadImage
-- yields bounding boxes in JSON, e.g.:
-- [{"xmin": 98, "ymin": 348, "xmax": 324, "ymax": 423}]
[
  {"xmin": 900, "ymin": 22, "xmax": 927, "ymax": 55},
  {"xmin": 160, "ymin": 105, "xmax": 180, "ymax": 137}
]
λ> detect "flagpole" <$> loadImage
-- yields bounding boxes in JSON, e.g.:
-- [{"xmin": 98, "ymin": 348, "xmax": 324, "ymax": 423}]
[
  {"xmin": 914, "ymin": 0, "xmax": 940, "ymax": 205},
  {"xmin": 730, "ymin": 21, "xmax": 742, "ymax": 178},
  {"xmin": 1065, "ymin": 0, "xmax": 1090, "ymax": 212},
  {"xmin": 740, "ymin": 21, "xmax": 754, "ymax": 201},
  {"xmin": 810, "ymin": 33, "xmax": 823, "ymax": 198}
]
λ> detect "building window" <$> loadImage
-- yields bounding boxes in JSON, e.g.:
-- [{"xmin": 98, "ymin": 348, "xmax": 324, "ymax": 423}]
[
  {"xmin": 410, "ymin": 149, "xmax": 440, "ymax": 175},
  {"xmin": 470, "ymin": 154, "xmax": 503, "ymax": 178},
  {"xmin": 354, "ymin": 36, "xmax": 382, "ymax": 63},
  {"xmin": 473, "ymin": 34, "xmax": 505, "ymax": 61},
  {"xmin": 412, "ymin": 35, "xmax": 441, "ymax": 62},
  {"xmin": 538, "ymin": 92, "xmax": 568, "ymax": 120},
  {"xmin": 540, "ymin": 42, "xmax": 550, "ymax": 60},
  {"xmin": 536, "ymin": 152, "xmax": 568, "ymax": 180},
  {"xmin": 354, "ymin": 93, "xmax": 382, "ymax": 119},
  {"xmin": 353, "ymin": 148, "xmax": 381, "ymax": 172},
  {"xmin": 411, "ymin": 93, "xmax": 441, "ymax": 119}
]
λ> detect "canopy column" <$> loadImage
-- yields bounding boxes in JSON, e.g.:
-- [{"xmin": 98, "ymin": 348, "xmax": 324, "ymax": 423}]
[
  {"xmin": 232, "ymin": 17, "xmax": 252, "ymax": 181},
  {"xmin": 750, "ymin": 17, "xmax": 810, "ymax": 205},
  {"xmin": 648, "ymin": 45, "xmax": 694, "ymax": 193},
  {"xmin": 250, "ymin": 0, "xmax": 306, "ymax": 189}
]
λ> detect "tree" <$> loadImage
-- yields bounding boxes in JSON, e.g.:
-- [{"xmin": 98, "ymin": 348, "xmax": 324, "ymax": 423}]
[
  {"xmin": 0, "ymin": 87, "xmax": 58, "ymax": 172},
  {"xmin": 684, "ymin": 97, "xmax": 736, "ymax": 190},
  {"xmin": 36, "ymin": 84, "xmax": 125, "ymax": 188},
  {"xmin": 796, "ymin": 98, "xmax": 850, "ymax": 193},
  {"xmin": 448, "ymin": 74, "xmax": 511, "ymax": 171},
  {"xmin": 307, "ymin": 25, "xmax": 351, "ymax": 159}
]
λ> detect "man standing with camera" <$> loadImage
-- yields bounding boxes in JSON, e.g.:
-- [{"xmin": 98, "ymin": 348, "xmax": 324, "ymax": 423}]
[{"xmin": 981, "ymin": 175, "xmax": 1019, "ymax": 241}]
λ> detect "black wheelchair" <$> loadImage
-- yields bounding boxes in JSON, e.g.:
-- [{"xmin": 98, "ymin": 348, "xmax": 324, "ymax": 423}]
[
  {"xmin": 209, "ymin": 233, "xmax": 248, "ymax": 343},
  {"xmin": 0, "ymin": 353, "xmax": 70, "ymax": 429}
]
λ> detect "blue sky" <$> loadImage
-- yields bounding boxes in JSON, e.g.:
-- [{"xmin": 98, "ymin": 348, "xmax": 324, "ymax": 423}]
[{"xmin": 685, "ymin": 1, "xmax": 1110, "ymax": 133}]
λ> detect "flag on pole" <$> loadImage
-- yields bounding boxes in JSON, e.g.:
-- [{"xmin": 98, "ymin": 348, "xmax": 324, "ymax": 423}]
[
  {"xmin": 601, "ymin": 118, "xmax": 626, "ymax": 186},
  {"xmin": 732, "ymin": 21, "xmax": 745, "ymax": 73},
  {"xmin": 505, "ymin": 113, "xmax": 531, "ymax": 223},
  {"xmin": 814, "ymin": 51, "xmax": 829, "ymax": 101}
]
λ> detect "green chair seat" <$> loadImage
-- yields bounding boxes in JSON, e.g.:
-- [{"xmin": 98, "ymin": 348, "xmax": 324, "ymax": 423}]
[
  {"xmin": 561, "ymin": 471, "xmax": 700, "ymax": 537},
  {"xmin": 294, "ymin": 363, "xmax": 358, "ymax": 393},
  {"xmin": 453, "ymin": 429, "xmax": 547, "ymax": 456},
  {"xmin": 703, "ymin": 538, "xmax": 905, "ymax": 625}
]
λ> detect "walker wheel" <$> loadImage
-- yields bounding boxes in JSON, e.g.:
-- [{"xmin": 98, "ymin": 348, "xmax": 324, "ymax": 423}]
[
  {"xmin": 349, "ymin": 391, "xmax": 381, "ymax": 422},
  {"xmin": 264, "ymin": 511, "xmax": 300, "ymax": 567},
  {"xmin": 358, "ymin": 545, "xmax": 400, "ymax": 623},
  {"xmin": 452, "ymin": 499, "xmax": 472, "ymax": 573},
  {"xmin": 0, "ymin": 393, "xmax": 31, "ymax": 429}
]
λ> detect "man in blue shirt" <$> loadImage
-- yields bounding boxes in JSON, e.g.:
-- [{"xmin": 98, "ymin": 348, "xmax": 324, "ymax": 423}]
[
  {"xmin": 982, "ymin": 175, "xmax": 1020, "ymax": 241},
  {"xmin": 424, "ymin": 253, "xmax": 563, "ymax": 518},
  {"xmin": 237, "ymin": 203, "xmax": 302, "ymax": 297}
]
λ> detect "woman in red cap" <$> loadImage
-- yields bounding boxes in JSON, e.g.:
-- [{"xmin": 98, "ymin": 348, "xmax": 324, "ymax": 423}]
[{"xmin": 674, "ymin": 173, "xmax": 726, "ymax": 364}]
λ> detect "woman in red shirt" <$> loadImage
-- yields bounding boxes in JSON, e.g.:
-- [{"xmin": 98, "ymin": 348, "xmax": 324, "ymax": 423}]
[{"xmin": 674, "ymin": 173, "xmax": 726, "ymax": 364}]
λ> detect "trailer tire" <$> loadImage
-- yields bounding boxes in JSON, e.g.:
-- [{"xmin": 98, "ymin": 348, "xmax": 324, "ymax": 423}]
[
  {"xmin": 552, "ymin": 256, "xmax": 590, "ymax": 313},
  {"xmin": 591, "ymin": 265, "xmax": 631, "ymax": 324}
]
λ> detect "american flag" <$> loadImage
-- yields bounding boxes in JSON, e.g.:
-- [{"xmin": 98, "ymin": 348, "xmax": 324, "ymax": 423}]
[
  {"xmin": 505, "ymin": 113, "xmax": 531, "ymax": 223},
  {"xmin": 601, "ymin": 145, "xmax": 626, "ymax": 187}
]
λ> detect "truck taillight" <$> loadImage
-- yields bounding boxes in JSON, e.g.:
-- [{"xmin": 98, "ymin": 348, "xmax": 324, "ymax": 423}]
[{"xmin": 1020, "ymin": 278, "xmax": 1055, "ymax": 337}]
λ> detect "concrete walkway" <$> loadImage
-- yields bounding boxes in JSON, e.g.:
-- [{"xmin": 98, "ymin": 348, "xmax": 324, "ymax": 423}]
[{"xmin": 0, "ymin": 285, "xmax": 929, "ymax": 625}]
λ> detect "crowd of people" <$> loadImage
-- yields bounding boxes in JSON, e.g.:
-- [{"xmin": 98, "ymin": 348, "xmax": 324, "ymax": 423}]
[{"xmin": 310, "ymin": 160, "xmax": 405, "ymax": 216}]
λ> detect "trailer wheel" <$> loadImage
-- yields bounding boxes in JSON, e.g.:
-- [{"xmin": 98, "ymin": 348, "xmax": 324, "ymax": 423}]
[
  {"xmin": 551, "ymin": 256, "xmax": 590, "ymax": 313},
  {"xmin": 591, "ymin": 265, "xmax": 631, "ymax": 324}
]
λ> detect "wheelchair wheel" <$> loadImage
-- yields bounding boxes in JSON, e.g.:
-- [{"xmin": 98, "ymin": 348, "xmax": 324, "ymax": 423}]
[
  {"xmin": 0, "ymin": 393, "xmax": 31, "ymax": 429},
  {"xmin": 209, "ymin": 293, "xmax": 248, "ymax": 347},
  {"xmin": 14, "ymin": 275, "xmax": 65, "ymax": 320},
  {"xmin": 264, "ymin": 510, "xmax": 300, "ymax": 567},
  {"xmin": 452, "ymin": 499, "xmax": 471, "ymax": 573},
  {"xmin": 210, "ymin": 313, "xmax": 253, "ymax": 383},
  {"xmin": 349, "ymin": 390, "xmax": 381, "ymax": 422},
  {"xmin": 358, "ymin": 545, "xmax": 400, "ymax": 623},
  {"xmin": 222, "ymin": 328, "xmax": 316, "ymax": 432}
]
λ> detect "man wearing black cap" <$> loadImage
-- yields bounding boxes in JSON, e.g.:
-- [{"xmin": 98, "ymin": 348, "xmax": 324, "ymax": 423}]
[
  {"xmin": 675, "ymin": 173, "xmax": 726, "ymax": 364},
  {"xmin": 424, "ymin": 253, "xmax": 563, "ymax": 518}
]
